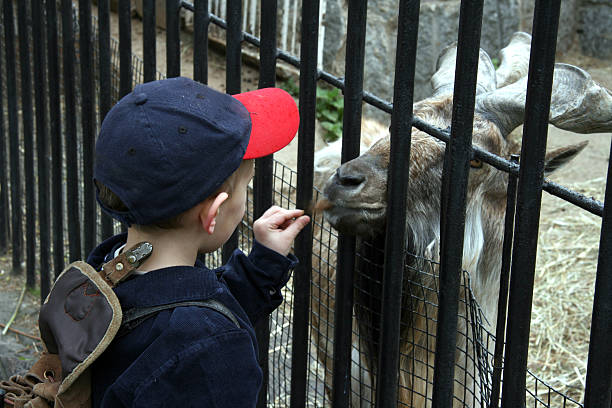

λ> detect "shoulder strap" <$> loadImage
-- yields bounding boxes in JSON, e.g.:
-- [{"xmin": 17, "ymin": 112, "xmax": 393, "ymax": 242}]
[
  {"xmin": 99, "ymin": 242, "xmax": 153, "ymax": 287},
  {"xmin": 117, "ymin": 299, "xmax": 240, "ymax": 338}
]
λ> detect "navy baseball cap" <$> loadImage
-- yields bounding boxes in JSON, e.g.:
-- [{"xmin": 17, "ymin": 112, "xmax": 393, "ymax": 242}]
[{"xmin": 94, "ymin": 77, "xmax": 299, "ymax": 226}]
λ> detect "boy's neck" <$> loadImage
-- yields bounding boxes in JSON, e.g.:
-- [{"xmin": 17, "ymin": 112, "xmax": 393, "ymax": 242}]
[{"xmin": 124, "ymin": 227, "xmax": 200, "ymax": 272}]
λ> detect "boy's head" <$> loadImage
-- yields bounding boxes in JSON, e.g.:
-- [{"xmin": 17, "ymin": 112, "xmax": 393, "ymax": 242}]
[{"xmin": 94, "ymin": 77, "xmax": 299, "ymax": 229}]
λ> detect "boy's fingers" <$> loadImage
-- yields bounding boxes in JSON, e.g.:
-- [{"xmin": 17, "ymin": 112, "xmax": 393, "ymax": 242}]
[
  {"xmin": 260, "ymin": 205, "xmax": 283, "ymax": 218},
  {"xmin": 268, "ymin": 210, "xmax": 305, "ymax": 228},
  {"xmin": 280, "ymin": 215, "xmax": 310, "ymax": 238}
]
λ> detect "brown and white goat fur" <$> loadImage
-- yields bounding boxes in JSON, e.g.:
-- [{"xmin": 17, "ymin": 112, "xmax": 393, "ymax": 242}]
[{"xmin": 311, "ymin": 32, "xmax": 612, "ymax": 407}]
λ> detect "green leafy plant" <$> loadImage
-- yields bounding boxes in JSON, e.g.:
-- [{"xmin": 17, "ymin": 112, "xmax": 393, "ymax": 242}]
[
  {"xmin": 279, "ymin": 80, "xmax": 344, "ymax": 143},
  {"xmin": 316, "ymin": 87, "xmax": 344, "ymax": 143}
]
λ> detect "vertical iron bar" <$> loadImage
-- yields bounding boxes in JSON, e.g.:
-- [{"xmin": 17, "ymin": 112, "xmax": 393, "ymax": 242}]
[
  {"xmin": 17, "ymin": 0, "xmax": 36, "ymax": 286},
  {"xmin": 254, "ymin": 1, "xmax": 277, "ymax": 406},
  {"xmin": 332, "ymin": 0, "xmax": 368, "ymax": 406},
  {"xmin": 143, "ymin": 0, "xmax": 156, "ymax": 83},
  {"xmin": 221, "ymin": 0, "xmax": 242, "ymax": 262},
  {"xmin": 80, "ymin": 0, "xmax": 96, "ymax": 257},
  {"xmin": 376, "ymin": 0, "xmax": 421, "ymax": 405},
  {"xmin": 431, "ymin": 0, "xmax": 484, "ymax": 405},
  {"xmin": 290, "ymin": 1, "xmax": 319, "ymax": 406},
  {"xmin": 4, "ymin": 0, "xmax": 23, "ymax": 275},
  {"xmin": 32, "ymin": 0, "xmax": 51, "ymax": 300},
  {"xmin": 98, "ymin": 0, "xmax": 114, "ymax": 238},
  {"xmin": 61, "ymin": 0, "xmax": 82, "ymax": 262},
  {"xmin": 489, "ymin": 154, "xmax": 519, "ymax": 408},
  {"xmin": 583, "ymin": 139, "xmax": 612, "ymax": 408},
  {"xmin": 225, "ymin": 0, "xmax": 242, "ymax": 94},
  {"xmin": 193, "ymin": 0, "xmax": 209, "ymax": 84},
  {"xmin": 47, "ymin": 0, "xmax": 65, "ymax": 275},
  {"xmin": 166, "ymin": 0, "xmax": 180, "ymax": 77},
  {"xmin": 119, "ymin": 0, "xmax": 133, "ymax": 98},
  {"xmin": 0, "ymin": 9, "xmax": 6, "ymax": 255},
  {"xmin": 500, "ymin": 0, "xmax": 561, "ymax": 405}
]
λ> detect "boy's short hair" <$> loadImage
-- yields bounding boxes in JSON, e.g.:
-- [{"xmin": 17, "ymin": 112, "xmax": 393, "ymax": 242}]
[
  {"xmin": 94, "ymin": 77, "xmax": 298, "ymax": 227},
  {"xmin": 95, "ymin": 159, "xmax": 254, "ymax": 230}
]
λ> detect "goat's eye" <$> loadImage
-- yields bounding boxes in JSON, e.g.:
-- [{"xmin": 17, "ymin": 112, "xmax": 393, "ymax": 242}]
[{"xmin": 470, "ymin": 158, "xmax": 483, "ymax": 168}]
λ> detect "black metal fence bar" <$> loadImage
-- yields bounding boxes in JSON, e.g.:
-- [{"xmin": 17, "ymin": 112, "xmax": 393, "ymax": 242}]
[
  {"xmin": 221, "ymin": 0, "xmax": 242, "ymax": 262},
  {"xmin": 331, "ymin": 0, "xmax": 368, "ymax": 405},
  {"xmin": 143, "ymin": 0, "xmax": 156, "ymax": 83},
  {"xmin": 167, "ymin": 0, "xmax": 181, "ymax": 78},
  {"xmin": 254, "ymin": 1, "xmax": 277, "ymax": 407},
  {"xmin": 4, "ymin": 0, "xmax": 22, "ymax": 276},
  {"xmin": 501, "ymin": 0, "xmax": 562, "ymax": 405},
  {"xmin": 489, "ymin": 154, "xmax": 519, "ymax": 408},
  {"xmin": 193, "ymin": 0, "xmax": 208, "ymax": 83},
  {"xmin": 119, "ymin": 0, "xmax": 132, "ymax": 98},
  {"xmin": 61, "ymin": 0, "xmax": 82, "ymax": 262},
  {"xmin": 0, "ymin": 6, "xmax": 6, "ymax": 254},
  {"xmin": 80, "ymin": 0, "xmax": 97, "ymax": 257},
  {"xmin": 225, "ymin": 0, "xmax": 241, "ymax": 94},
  {"xmin": 98, "ymin": 0, "xmax": 114, "ymax": 240},
  {"xmin": 432, "ymin": 0, "xmax": 484, "ymax": 404},
  {"xmin": 376, "ymin": 0, "xmax": 420, "ymax": 405},
  {"xmin": 290, "ymin": 1, "xmax": 319, "ymax": 406},
  {"xmin": 583, "ymin": 139, "xmax": 612, "ymax": 408},
  {"xmin": 47, "ymin": 0, "xmax": 64, "ymax": 276},
  {"xmin": 32, "ymin": 0, "xmax": 50, "ymax": 300},
  {"xmin": 17, "ymin": 1, "xmax": 35, "ymax": 286}
]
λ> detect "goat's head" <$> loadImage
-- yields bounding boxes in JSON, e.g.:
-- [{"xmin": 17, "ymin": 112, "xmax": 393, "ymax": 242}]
[{"xmin": 322, "ymin": 33, "xmax": 612, "ymax": 256}]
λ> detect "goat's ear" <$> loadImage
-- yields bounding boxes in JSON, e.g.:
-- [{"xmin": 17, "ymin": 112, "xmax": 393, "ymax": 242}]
[
  {"xmin": 543, "ymin": 141, "xmax": 588, "ymax": 177},
  {"xmin": 476, "ymin": 63, "xmax": 612, "ymax": 137},
  {"xmin": 431, "ymin": 44, "xmax": 496, "ymax": 98}
]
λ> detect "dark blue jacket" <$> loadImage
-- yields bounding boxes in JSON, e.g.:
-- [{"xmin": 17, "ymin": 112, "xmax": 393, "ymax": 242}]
[{"xmin": 86, "ymin": 233, "xmax": 297, "ymax": 408}]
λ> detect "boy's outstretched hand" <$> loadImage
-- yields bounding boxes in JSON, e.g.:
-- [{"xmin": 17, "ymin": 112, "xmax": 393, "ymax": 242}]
[{"xmin": 253, "ymin": 206, "xmax": 311, "ymax": 256}]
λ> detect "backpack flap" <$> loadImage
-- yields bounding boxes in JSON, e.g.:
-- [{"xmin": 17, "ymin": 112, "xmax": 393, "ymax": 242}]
[{"xmin": 38, "ymin": 260, "xmax": 123, "ymax": 400}]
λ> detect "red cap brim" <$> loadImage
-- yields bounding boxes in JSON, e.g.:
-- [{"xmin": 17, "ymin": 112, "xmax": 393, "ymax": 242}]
[{"xmin": 233, "ymin": 88, "xmax": 300, "ymax": 159}]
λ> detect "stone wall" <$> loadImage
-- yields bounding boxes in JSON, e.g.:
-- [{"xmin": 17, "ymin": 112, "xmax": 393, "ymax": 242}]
[{"xmin": 322, "ymin": 0, "xmax": 611, "ymax": 121}]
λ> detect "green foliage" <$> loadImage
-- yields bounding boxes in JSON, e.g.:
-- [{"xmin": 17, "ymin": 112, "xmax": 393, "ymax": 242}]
[
  {"xmin": 280, "ymin": 78, "xmax": 300, "ymax": 98},
  {"xmin": 491, "ymin": 57, "xmax": 501, "ymax": 70},
  {"xmin": 279, "ymin": 79, "xmax": 344, "ymax": 143},
  {"xmin": 316, "ymin": 87, "xmax": 343, "ymax": 143}
]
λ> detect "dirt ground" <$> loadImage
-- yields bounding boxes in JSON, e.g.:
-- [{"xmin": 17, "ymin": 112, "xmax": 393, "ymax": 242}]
[{"xmin": 0, "ymin": 8, "xmax": 610, "ymax": 405}]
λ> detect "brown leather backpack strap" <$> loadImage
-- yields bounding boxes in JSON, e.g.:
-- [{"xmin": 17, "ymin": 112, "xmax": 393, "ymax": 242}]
[{"xmin": 99, "ymin": 242, "xmax": 153, "ymax": 287}]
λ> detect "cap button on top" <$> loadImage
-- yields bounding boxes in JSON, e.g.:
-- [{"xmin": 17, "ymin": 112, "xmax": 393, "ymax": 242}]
[{"xmin": 134, "ymin": 93, "xmax": 148, "ymax": 105}]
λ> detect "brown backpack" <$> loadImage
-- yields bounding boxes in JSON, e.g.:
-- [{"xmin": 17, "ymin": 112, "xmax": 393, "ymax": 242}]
[
  {"xmin": 0, "ymin": 242, "xmax": 153, "ymax": 408},
  {"xmin": 0, "ymin": 242, "xmax": 240, "ymax": 408}
]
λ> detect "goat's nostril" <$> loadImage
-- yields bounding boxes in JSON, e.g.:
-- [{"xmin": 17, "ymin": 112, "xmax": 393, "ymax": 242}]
[{"xmin": 336, "ymin": 168, "xmax": 365, "ymax": 187}]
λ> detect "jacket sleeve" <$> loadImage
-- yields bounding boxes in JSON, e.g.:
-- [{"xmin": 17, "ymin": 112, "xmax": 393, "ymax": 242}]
[
  {"xmin": 130, "ymin": 330, "xmax": 263, "ymax": 408},
  {"xmin": 216, "ymin": 240, "xmax": 298, "ymax": 325}
]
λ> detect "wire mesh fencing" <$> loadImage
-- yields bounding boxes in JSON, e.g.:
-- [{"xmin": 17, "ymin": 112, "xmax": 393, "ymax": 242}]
[{"xmin": 202, "ymin": 160, "xmax": 585, "ymax": 408}]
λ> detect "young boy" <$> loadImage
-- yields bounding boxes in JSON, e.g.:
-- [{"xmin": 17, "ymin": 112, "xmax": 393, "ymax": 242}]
[{"xmin": 87, "ymin": 77, "xmax": 309, "ymax": 407}]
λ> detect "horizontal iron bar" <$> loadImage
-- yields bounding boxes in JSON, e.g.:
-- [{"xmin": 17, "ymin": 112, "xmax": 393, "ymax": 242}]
[{"xmin": 179, "ymin": 0, "xmax": 604, "ymax": 220}]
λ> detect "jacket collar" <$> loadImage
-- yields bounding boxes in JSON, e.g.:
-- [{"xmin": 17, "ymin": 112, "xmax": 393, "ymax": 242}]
[{"xmin": 87, "ymin": 233, "xmax": 223, "ymax": 310}]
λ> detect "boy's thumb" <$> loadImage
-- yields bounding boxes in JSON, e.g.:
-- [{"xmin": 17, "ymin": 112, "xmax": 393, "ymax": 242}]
[{"xmin": 284, "ymin": 215, "xmax": 310, "ymax": 238}]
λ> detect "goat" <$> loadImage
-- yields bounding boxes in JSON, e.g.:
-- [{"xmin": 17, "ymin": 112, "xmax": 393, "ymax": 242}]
[{"xmin": 311, "ymin": 32, "xmax": 612, "ymax": 407}]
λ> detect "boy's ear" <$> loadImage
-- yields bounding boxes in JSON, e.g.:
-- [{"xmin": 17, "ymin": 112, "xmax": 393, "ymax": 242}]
[{"xmin": 199, "ymin": 192, "xmax": 229, "ymax": 234}]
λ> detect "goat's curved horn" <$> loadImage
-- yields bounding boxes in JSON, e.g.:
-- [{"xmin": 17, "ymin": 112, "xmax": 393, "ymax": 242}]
[
  {"xmin": 431, "ymin": 43, "xmax": 497, "ymax": 98},
  {"xmin": 496, "ymin": 32, "xmax": 531, "ymax": 88},
  {"xmin": 475, "ymin": 63, "xmax": 612, "ymax": 136}
]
